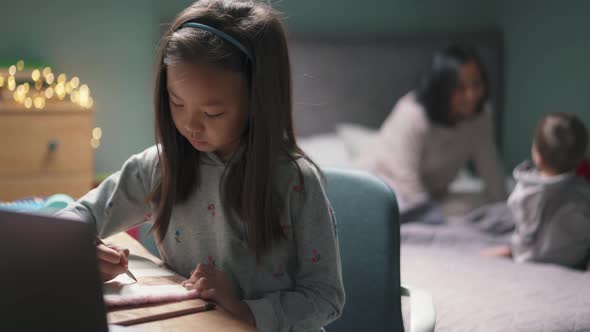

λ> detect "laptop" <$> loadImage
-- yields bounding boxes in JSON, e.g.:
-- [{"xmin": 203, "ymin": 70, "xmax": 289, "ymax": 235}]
[{"xmin": 0, "ymin": 210, "xmax": 141, "ymax": 331}]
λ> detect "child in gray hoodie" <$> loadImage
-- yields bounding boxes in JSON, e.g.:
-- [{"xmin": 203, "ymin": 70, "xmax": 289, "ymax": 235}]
[{"xmin": 484, "ymin": 113, "xmax": 590, "ymax": 269}]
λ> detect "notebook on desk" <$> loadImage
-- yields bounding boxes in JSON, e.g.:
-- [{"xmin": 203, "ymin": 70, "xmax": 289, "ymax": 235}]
[
  {"xmin": 103, "ymin": 234, "xmax": 214, "ymax": 326},
  {"xmin": 104, "ymin": 253, "xmax": 214, "ymax": 326},
  {"xmin": 103, "ymin": 254, "xmax": 199, "ymax": 307}
]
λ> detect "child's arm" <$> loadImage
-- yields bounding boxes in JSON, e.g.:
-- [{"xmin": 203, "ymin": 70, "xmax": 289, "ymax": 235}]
[
  {"xmin": 506, "ymin": 178, "xmax": 544, "ymax": 263},
  {"xmin": 243, "ymin": 163, "xmax": 345, "ymax": 332},
  {"xmin": 56, "ymin": 146, "xmax": 159, "ymax": 238}
]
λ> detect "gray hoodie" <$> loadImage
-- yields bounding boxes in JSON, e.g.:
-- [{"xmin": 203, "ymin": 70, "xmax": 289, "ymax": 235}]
[
  {"xmin": 509, "ymin": 161, "xmax": 590, "ymax": 269},
  {"xmin": 57, "ymin": 145, "xmax": 345, "ymax": 331}
]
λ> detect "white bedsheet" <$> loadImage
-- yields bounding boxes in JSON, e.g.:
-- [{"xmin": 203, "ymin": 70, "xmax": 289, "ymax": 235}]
[{"xmin": 297, "ymin": 123, "xmax": 514, "ymax": 197}]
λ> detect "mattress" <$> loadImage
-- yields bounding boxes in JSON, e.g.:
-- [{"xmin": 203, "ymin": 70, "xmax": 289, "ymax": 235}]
[{"xmin": 400, "ymin": 223, "xmax": 590, "ymax": 332}]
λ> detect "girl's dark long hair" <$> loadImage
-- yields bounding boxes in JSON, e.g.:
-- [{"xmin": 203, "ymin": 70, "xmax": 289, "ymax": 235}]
[
  {"xmin": 148, "ymin": 0, "xmax": 312, "ymax": 258},
  {"xmin": 416, "ymin": 44, "xmax": 489, "ymax": 126}
]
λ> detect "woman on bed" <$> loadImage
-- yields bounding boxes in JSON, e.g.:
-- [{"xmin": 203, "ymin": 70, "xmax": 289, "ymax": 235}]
[{"xmin": 356, "ymin": 45, "xmax": 507, "ymax": 222}]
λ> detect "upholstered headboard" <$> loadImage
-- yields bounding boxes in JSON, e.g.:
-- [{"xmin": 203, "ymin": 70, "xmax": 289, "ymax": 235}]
[{"xmin": 289, "ymin": 31, "xmax": 503, "ymax": 145}]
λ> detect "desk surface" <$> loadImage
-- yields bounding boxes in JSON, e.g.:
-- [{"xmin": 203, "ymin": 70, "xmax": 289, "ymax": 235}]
[{"xmin": 106, "ymin": 232, "xmax": 258, "ymax": 332}]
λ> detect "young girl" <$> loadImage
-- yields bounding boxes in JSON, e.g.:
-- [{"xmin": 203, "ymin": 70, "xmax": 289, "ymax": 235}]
[{"xmin": 57, "ymin": 0, "xmax": 345, "ymax": 330}]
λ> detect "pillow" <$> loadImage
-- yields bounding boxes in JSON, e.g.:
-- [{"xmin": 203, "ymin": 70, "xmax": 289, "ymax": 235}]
[
  {"xmin": 297, "ymin": 133, "xmax": 352, "ymax": 168},
  {"xmin": 335, "ymin": 123, "xmax": 378, "ymax": 159}
]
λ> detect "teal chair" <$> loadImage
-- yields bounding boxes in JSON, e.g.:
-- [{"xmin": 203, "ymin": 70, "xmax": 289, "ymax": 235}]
[
  {"xmin": 139, "ymin": 168, "xmax": 435, "ymax": 331},
  {"xmin": 322, "ymin": 168, "xmax": 434, "ymax": 332}
]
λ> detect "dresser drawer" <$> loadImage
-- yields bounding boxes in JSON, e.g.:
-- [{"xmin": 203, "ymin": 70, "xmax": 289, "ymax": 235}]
[{"xmin": 0, "ymin": 111, "xmax": 94, "ymax": 176}]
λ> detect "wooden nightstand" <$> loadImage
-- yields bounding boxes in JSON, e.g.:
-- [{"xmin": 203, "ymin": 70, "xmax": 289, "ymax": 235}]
[{"xmin": 0, "ymin": 101, "xmax": 94, "ymax": 200}]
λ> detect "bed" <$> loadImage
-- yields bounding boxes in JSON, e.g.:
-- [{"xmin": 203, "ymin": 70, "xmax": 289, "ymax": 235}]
[
  {"xmin": 400, "ymin": 223, "xmax": 590, "ymax": 332},
  {"xmin": 288, "ymin": 32, "xmax": 590, "ymax": 331},
  {"xmin": 291, "ymin": 31, "xmax": 509, "ymax": 217}
]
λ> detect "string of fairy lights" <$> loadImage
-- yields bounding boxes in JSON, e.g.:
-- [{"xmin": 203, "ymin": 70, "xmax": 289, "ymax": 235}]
[
  {"xmin": 0, "ymin": 60, "xmax": 101, "ymax": 149},
  {"xmin": 0, "ymin": 60, "xmax": 93, "ymax": 110}
]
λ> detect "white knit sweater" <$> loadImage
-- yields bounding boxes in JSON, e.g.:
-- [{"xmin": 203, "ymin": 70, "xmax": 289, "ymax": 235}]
[{"xmin": 356, "ymin": 92, "xmax": 507, "ymax": 212}]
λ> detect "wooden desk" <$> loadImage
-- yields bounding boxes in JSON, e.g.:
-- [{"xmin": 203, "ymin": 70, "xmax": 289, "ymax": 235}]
[{"xmin": 105, "ymin": 232, "xmax": 258, "ymax": 332}]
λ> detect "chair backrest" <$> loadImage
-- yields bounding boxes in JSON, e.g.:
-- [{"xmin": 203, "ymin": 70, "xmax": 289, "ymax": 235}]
[
  {"xmin": 323, "ymin": 168, "xmax": 402, "ymax": 332},
  {"xmin": 138, "ymin": 168, "xmax": 403, "ymax": 331}
]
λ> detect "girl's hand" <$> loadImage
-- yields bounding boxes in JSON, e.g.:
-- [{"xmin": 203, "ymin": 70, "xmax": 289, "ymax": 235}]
[
  {"xmin": 182, "ymin": 263, "xmax": 255, "ymax": 326},
  {"xmin": 95, "ymin": 238, "xmax": 130, "ymax": 281}
]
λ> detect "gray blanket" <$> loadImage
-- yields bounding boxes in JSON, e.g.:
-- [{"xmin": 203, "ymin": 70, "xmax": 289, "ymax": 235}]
[{"xmin": 400, "ymin": 223, "xmax": 590, "ymax": 331}]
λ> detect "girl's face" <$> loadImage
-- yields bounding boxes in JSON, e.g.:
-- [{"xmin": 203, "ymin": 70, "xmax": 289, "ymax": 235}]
[
  {"xmin": 449, "ymin": 60, "xmax": 485, "ymax": 121},
  {"xmin": 167, "ymin": 62, "xmax": 249, "ymax": 160}
]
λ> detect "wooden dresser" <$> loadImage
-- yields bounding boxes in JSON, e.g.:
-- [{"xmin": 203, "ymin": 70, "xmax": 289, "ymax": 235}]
[{"xmin": 0, "ymin": 102, "xmax": 94, "ymax": 201}]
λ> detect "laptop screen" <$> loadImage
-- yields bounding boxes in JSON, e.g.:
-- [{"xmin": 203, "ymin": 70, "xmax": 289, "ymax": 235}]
[{"xmin": 0, "ymin": 210, "xmax": 108, "ymax": 331}]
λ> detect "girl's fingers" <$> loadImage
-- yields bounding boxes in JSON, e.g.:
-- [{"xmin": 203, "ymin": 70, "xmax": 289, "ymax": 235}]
[
  {"xmin": 96, "ymin": 244, "xmax": 122, "ymax": 264},
  {"xmin": 117, "ymin": 248, "xmax": 130, "ymax": 268},
  {"xmin": 96, "ymin": 244, "xmax": 131, "ymax": 281},
  {"xmin": 195, "ymin": 277, "xmax": 209, "ymax": 291},
  {"xmin": 196, "ymin": 263, "xmax": 213, "ymax": 274},
  {"xmin": 99, "ymin": 261, "xmax": 127, "ymax": 281},
  {"xmin": 200, "ymin": 288, "xmax": 217, "ymax": 300},
  {"xmin": 183, "ymin": 276, "xmax": 211, "ymax": 291},
  {"xmin": 182, "ymin": 264, "xmax": 211, "ymax": 286},
  {"xmin": 181, "ymin": 262, "xmax": 219, "ymax": 288},
  {"xmin": 183, "ymin": 276, "xmax": 208, "ymax": 291},
  {"xmin": 190, "ymin": 277, "xmax": 217, "ymax": 301},
  {"xmin": 182, "ymin": 273, "xmax": 201, "ymax": 287}
]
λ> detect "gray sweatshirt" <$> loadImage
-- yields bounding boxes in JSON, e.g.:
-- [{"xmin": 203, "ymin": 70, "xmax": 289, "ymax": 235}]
[
  {"xmin": 356, "ymin": 92, "xmax": 507, "ymax": 212},
  {"xmin": 57, "ymin": 145, "xmax": 345, "ymax": 331},
  {"xmin": 509, "ymin": 161, "xmax": 590, "ymax": 269}
]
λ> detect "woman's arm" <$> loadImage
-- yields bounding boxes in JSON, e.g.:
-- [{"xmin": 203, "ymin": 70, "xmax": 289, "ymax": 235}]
[{"xmin": 363, "ymin": 94, "xmax": 431, "ymax": 211}]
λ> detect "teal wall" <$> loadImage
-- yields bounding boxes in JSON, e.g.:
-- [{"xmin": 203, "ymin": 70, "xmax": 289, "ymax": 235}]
[
  {"xmin": 0, "ymin": 1, "xmax": 159, "ymax": 176},
  {"xmin": 497, "ymin": 0, "xmax": 590, "ymax": 169},
  {"xmin": 274, "ymin": 0, "xmax": 496, "ymax": 34},
  {"xmin": 2, "ymin": 1, "xmax": 588, "ymax": 174}
]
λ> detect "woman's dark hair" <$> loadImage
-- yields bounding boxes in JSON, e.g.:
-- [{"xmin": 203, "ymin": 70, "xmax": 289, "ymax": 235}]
[
  {"xmin": 148, "ymin": 0, "xmax": 313, "ymax": 259},
  {"xmin": 416, "ymin": 44, "xmax": 489, "ymax": 126},
  {"xmin": 534, "ymin": 113, "xmax": 588, "ymax": 173}
]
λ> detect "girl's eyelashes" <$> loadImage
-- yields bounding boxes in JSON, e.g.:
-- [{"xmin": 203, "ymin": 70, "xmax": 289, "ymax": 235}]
[
  {"xmin": 205, "ymin": 112, "xmax": 225, "ymax": 118},
  {"xmin": 169, "ymin": 102, "xmax": 224, "ymax": 118}
]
